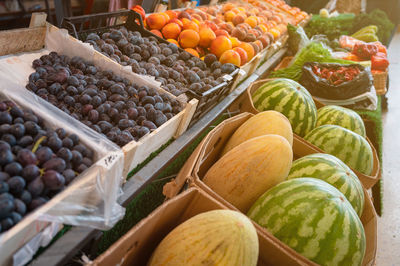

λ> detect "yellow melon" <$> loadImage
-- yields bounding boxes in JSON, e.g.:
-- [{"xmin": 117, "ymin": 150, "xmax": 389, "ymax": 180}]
[
  {"xmin": 148, "ymin": 210, "xmax": 259, "ymax": 266},
  {"xmin": 204, "ymin": 135, "xmax": 292, "ymax": 212},
  {"xmin": 221, "ymin": 111, "xmax": 293, "ymax": 156}
]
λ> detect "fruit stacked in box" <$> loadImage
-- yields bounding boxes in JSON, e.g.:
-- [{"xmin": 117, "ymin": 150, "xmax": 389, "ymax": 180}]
[
  {"xmin": 166, "ymin": 77, "xmax": 375, "ymax": 265},
  {"xmin": 251, "ymin": 79, "xmax": 373, "ymax": 175},
  {"xmin": 0, "ymin": 99, "xmax": 94, "ymax": 233},
  {"xmin": 152, "ymin": 110, "xmax": 371, "ymax": 265},
  {"xmin": 144, "ymin": 0, "xmax": 308, "ymax": 67},
  {"xmin": 210, "ymin": 118, "xmax": 368, "ymax": 263},
  {"xmin": 82, "ymin": 27, "xmax": 237, "ymax": 97},
  {"xmin": 26, "ymin": 52, "xmax": 183, "ymax": 147}
]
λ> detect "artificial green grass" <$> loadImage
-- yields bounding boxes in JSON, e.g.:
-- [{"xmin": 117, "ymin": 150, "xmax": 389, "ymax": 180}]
[
  {"xmin": 96, "ymin": 115, "xmax": 228, "ymax": 255},
  {"xmin": 356, "ymin": 96, "xmax": 383, "ymax": 215}
]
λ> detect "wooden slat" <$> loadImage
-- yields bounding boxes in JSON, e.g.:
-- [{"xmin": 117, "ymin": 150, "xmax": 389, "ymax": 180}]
[
  {"xmin": 29, "ymin": 12, "xmax": 47, "ymax": 28},
  {"xmin": 0, "ymin": 27, "xmax": 46, "ymax": 56}
]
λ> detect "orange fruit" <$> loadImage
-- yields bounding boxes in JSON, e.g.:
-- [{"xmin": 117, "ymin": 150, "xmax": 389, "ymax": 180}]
[
  {"xmin": 185, "ymin": 48, "xmax": 199, "ymax": 57},
  {"xmin": 162, "ymin": 23, "xmax": 181, "ymax": 40},
  {"xmin": 179, "ymin": 29, "xmax": 200, "ymax": 48},
  {"xmin": 238, "ymin": 42, "xmax": 255, "ymax": 61}
]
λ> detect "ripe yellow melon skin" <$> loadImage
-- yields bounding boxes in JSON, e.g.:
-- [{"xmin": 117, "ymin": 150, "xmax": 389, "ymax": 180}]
[
  {"xmin": 148, "ymin": 210, "xmax": 259, "ymax": 266},
  {"xmin": 204, "ymin": 135, "xmax": 293, "ymax": 212},
  {"xmin": 221, "ymin": 111, "xmax": 293, "ymax": 156}
]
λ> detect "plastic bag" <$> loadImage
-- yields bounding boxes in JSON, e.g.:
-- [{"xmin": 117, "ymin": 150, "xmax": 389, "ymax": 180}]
[
  {"xmin": 300, "ymin": 62, "xmax": 373, "ymax": 100},
  {"xmin": 287, "ymin": 23, "xmax": 310, "ymax": 55},
  {"xmin": 313, "ymin": 88, "xmax": 378, "ymax": 111},
  {"xmin": 339, "ymin": 35, "xmax": 363, "ymax": 50}
]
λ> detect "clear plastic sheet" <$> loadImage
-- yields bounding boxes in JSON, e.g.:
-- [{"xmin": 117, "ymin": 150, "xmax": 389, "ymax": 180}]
[
  {"xmin": 0, "ymin": 82, "xmax": 125, "ymax": 265},
  {"xmin": 313, "ymin": 86, "xmax": 378, "ymax": 111},
  {"xmin": 13, "ymin": 222, "xmax": 62, "ymax": 266},
  {"xmin": 0, "ymin": 24, "xmax": 130, "ymax": 265}
]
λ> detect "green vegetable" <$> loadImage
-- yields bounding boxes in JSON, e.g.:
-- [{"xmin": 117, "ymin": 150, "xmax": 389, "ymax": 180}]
[
  {"xmin": 352, "ymin": 9, "xmax": 394, "ymax": 45},
  {"xmin": 304, "ymin": 14, "xmax": 355, "ymax": 40},
  {"xmin": 287, "ymin": 23, "xmax": 309, "ymax": 54},
  {"xmin": 269, "ymin": 42, "xmax": 354, "ymax": 81}
]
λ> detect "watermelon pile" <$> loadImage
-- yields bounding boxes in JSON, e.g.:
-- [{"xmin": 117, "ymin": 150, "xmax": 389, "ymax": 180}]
[{"xmin": 251, "ymin": 79, "xmax": 373, "ymax": 176}]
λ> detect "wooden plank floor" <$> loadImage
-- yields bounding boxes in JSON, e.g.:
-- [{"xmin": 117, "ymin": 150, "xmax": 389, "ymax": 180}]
[{"xmin": 377, "ymin": 25, "xmax": 400, "ymax": 265}]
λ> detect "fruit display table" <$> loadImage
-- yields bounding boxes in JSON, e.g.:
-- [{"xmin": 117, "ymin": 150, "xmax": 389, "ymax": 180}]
[{"xmin": 0, "ymin": 0, "xmax": 389, "ymax": 265}]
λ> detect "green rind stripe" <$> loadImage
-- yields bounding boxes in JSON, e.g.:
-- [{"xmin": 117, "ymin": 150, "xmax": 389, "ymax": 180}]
[
  {"xmin": 252, "ymin": 79, "xmax": 317, "ymax": 137},
  {"xmin": 288, "ymin": 153, "xmax": 364, "ymax": 217},
  {"xmin": 316, "ymin": 106, "xmax": 366, "ymax": 138},
  {"xmin": 248, "ymin": 178, "xmax": 366, "ymax": 266},
  {"xmin": 304, "ymin": 125, "xmax": 373, "ymax": 175}
]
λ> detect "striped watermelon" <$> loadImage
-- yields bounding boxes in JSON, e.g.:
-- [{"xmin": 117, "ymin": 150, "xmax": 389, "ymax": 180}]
[
  {"xmin": 288, "ymin": 153, "xmax": 364, "ymax": 217},
  {"xmin": 248, "ymin": 178, "xmax": 366, "ymax": 266},
  {"xmin": 304, "ymin": 125, "xmax": 373, "ymax": 175},
  {"xmin": 252, "ymin": 78, "xmax": 317, "ymax": 137},
  {"xmin": 317, "ymin": 105, "xmax": 366, "ymax": 138}
]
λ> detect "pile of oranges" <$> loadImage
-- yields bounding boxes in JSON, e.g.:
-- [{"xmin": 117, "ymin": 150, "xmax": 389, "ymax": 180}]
[{"xmin": 144, "ymin": 0, "xmax": 308, "ymax": 67}]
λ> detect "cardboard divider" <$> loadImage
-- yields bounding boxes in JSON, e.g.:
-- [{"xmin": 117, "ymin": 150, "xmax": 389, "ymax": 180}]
[
  {"xmin": 93, "ymin": 187, "xmax": 316, "ymax": 266},
  {"xmin": 227, "ymin": 78, "xmax": 381, "ymax": 189},
  {"xmin": 164, "ymin": 112, "xmax": 377, "ymax": 265}
]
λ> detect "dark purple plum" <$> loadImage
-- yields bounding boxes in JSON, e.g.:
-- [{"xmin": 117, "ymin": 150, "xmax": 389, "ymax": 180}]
[
  {"xmin": 17, "ymin": 149, "xmax": 37, "ymax": 166},
  {"xmin": 21, "ymin": 164, "xmax": 40, "ymax": 182},
  {"xmin": 7, "ymin": 176, "xmax": 26, "ymax": 194},
  {"xmin": 43, "ymin": 158, "xmax": 66, "ymax": 173},
  {"xmin": 42, "ymin": 170, "xmax": 65, "ymax": 190},
  {"xmin": 27, "ymin": 177, "xmax": 44, "ymax": 197}
]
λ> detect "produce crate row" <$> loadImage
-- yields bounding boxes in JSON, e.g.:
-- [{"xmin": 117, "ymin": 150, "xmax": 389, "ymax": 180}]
[
  {"xmin": 1, "ymin": 0, "xmax": 366, "ymax": 264},
  {"xmin": 29, "ymin": 3, "xmax": 385, "ymax": 265},
  {"xmin": 0, "ymin": 5, "xmax": 303, "ymax": 263}
]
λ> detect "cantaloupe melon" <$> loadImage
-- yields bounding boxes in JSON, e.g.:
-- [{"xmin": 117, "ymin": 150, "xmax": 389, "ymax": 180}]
[
  {"xmin": 148, "ymin": 210, "xmax": 259, "ymax": 266},
  {"xmin": 204, "ymin": 135, "xmax": 292, "ymax": 212},
  {"xmin": 221, "ymin": 111, "xmax": 293, "ymax": 156}
]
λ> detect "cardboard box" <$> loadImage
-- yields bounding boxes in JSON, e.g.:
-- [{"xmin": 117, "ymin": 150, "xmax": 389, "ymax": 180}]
[
  {"xmin": 227, "ymin": 79, "xmax": 381, "ymax": 189},
  {"xmin": 93, "ymin": 187, "xmax": 315, "ymax": 266},
  {"xmin": 164, "ymin": 112, "xmax": 377, "ymax": 265}
]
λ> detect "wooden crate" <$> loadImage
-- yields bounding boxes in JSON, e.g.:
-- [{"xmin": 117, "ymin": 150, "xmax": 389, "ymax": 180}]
[{"xmin": 372, "ymin": 70, "xmax": 388, "ymax": 95}]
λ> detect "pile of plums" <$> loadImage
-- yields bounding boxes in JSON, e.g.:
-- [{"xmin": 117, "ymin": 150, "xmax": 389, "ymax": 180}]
[
  {"xmin": 26, "ymin": 52, "xmax": 182, "ymax": 147},
  {"xmin": 0, "ymin": 100, "xmax": 94, "ymax": 233}
]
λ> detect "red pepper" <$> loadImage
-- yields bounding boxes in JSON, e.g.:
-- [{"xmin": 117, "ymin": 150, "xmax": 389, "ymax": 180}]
[
  {"xmin": 352, "ymin": 43, "xmax": 378, "ymax": 60},
  {"xmin": 371, "ymin": 54, "xmax": 389, "ymax": 71},
  {"xmin": 371, "ymin": 41, "xmax": 388, "ymax": 55}
]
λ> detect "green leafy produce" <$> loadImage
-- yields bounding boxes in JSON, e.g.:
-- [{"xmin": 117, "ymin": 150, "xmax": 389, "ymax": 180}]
[
  {"xmin": 353, "ymin": 9, "xmax": 394, "ymax": 45},
  {"xmin": 287, "ymin": 23, "xmax": 309, "ymax": 54},
  {"xmin": 305, "ymin": 13, "xmax": 356, "ymax": 40},
  {"xmin": 269, "ymin": 42, "xmax": 353, "ymax": 81}
]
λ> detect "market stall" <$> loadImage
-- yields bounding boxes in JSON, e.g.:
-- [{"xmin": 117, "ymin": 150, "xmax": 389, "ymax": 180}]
[{"xmin": 0, "ymin": 0, "xmax": 396, "ymax": 265}]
